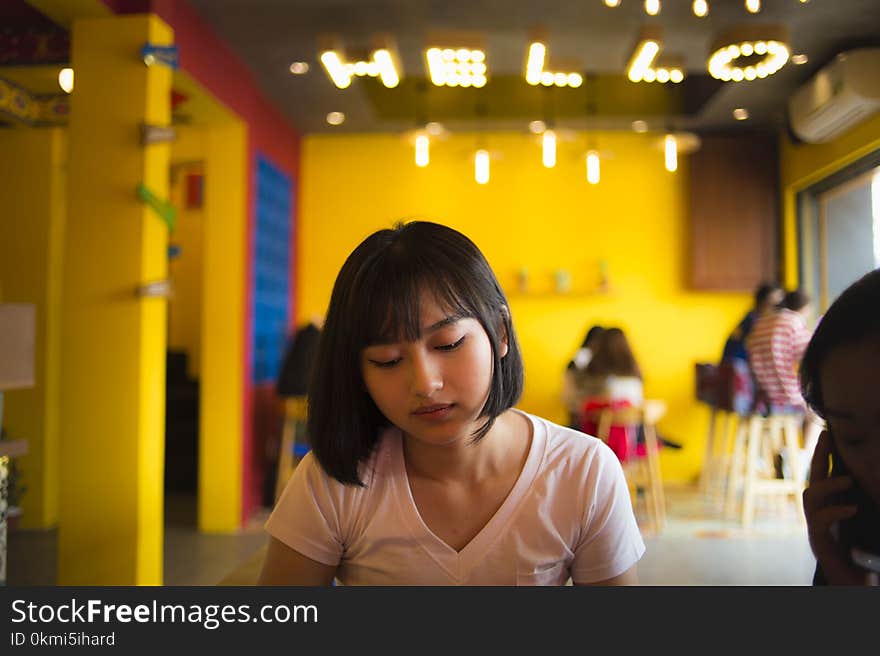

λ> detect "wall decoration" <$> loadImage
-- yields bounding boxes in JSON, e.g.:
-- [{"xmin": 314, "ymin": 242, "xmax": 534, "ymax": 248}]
[
  {"xmin": 141, "ymin": 43, "xmax": 179, "ymax": 69},
  {"xmin": 136, "ymin": 183, "xmax": 177, "ymax": 232}
]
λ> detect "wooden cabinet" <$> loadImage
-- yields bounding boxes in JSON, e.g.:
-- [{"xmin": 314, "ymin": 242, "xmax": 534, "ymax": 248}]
[{"xmin": 688, "ymin": 134, "xmax": 780, "ymax": 291}]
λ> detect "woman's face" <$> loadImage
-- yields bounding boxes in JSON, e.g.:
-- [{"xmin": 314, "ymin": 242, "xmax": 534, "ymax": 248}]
[
  {"xmin": 360, "ymin": 290, "xmax": 505, "ymax": 448},
  {"xmin": 820, "ymin": 338, "xmax": 880, "ymax": 506}
]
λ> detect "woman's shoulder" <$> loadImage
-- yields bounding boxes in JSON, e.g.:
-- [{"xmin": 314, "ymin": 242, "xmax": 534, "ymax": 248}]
[{"xmin": 523, "ymin": 411, "xmax": 614, "ymax": 464}]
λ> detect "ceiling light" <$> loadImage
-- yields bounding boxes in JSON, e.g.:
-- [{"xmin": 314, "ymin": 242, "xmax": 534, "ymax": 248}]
[
  {"xmin": 664, "ymin": 134, "xmax": 677, "ymax": 172},
  {"xmin": 632, "ymin": 120, "xmax": 648, "ymax": 133},
  {"xmin": 692, "ymin": 0, "xmax": 709, "ymax": 17},
  {"xmin": 733, "ymin": 107, "xmax": 750, "ymax": 120},
  {"xmin": 318, "ymin": 34, "xmax": 402, "ymax": 89},
  {"xmin": 791, "ymin": 53, "xmax": 809, "ymax": 65},
  {"xmin": 626, "ymin": 26, "xmax": 685, "ymax": 84},
  {"xmin": 289, "ymin": 62, "xmax": 309, "ymax": 75},
  {"xmin": 586, "ymin": 151, "xmax": 601, "ymax": 185},
  {"xmin": 628, "ymin": 39, "xmax": 660, "ymax": 82},
  {"xmin": 475, "ymin": 149, "xmax": 490, "ymax": 184},
  {"xmin": 326, "ymin": 111, "xmax": 345, "ymax": 125},
  {"xmin": 525, "ymin": 42, "xmax": 545, "ymax": 85},
  {"xmin": 319, "ymin": 51, "xmax": 351, "ymax": 88},
  {"xmin": 655, "ymin": 132, "xmax": 700, "ymax": 172},
  {"xmin": 542, "ymin": 130, "xmax": 557, "ymax": 168},
  {"xmin": 524, "ymin": 29, "xmax": 584, "ymax": 88},
  {"xmin": 707, "ymin": 25, "xmax": 790, "ymax": 82},
  {"xmin": 745, "ymin": 0, "xmax": 761, "ymax": 13},
  {"xmin": 645, "ymin": 0, "xmax": 661, "ymax": 16},
  {"xmin": 415, "ymin": 135, "xmax": 430, "ymax": 167},
  {"xmin": 426, "ymin": 33, "xmax": 487, "ymax": 88},
  {"xmin": 425, "ymin": 122, "xmax": 445, "ymax": 136},
  {"xmin": 529, "ymin": 120, "xmax": 546, "ymax": 134},
  {"xmin": 604, "ymin": 0, "xmax": 621, "ymax": 6},
  {"xmin": 372, "ymin": 48, "xmax": 400, "ymax": 88},
  {"xmin": 58, "ymin": 67, "xmax": 74, "ymax": 93}
]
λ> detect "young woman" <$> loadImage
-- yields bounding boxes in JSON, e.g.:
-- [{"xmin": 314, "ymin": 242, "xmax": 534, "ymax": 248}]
[
  {"xmin": 258, "ymin": 221, "xmax": 645, "ymax": 585},
  {"xmin": 578, "ymin": 328, "xmax": 644, "ymax": 462},
  {"xmin": 800, "ymin": 269, "xmax": 880, "ymax": 585}
]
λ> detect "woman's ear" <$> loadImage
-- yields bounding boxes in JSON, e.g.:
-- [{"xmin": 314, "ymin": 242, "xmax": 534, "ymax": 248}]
[{"xmin": 498, "ymin": 306, "xmax": 510, "ymax": 358}]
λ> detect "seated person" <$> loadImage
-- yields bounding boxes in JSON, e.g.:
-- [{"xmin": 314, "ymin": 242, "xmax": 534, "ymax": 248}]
[{"xmin": 578, "ymin": 327, "xmax": 643, "ymax": 462}]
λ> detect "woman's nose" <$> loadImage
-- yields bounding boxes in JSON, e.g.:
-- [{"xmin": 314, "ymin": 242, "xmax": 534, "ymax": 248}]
[{"xmin": 410, "ymin": 353, "xmax": 443, "ymax": 397}]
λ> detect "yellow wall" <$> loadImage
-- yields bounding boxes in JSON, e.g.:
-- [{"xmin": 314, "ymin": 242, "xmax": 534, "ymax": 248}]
[
  {"xmin": 780, "ymin": 113, "xmax": 880, "ymax": 286},
  {"xmin": 168, "ymin": 127, "xmax": 205, "ymax": 378},
  {"xmin": 297, "ymin": 132, "xmax": 751, "ymax": 483},
  {"xmin": 0, "ymin": 127, "xmax": 66, "ymax": 528}
]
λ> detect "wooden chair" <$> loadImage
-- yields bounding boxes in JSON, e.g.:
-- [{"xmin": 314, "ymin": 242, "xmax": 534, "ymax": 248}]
[
  {"xmin": 274, "ymin": 396, "xmax": 310, "ymax": 502},
  {"xmin": 585, "ymin": 400, "xmax": 667, "ymax": 533}
]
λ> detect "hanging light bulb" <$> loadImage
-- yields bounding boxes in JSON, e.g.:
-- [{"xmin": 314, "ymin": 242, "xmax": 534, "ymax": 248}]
[
  {"xmin": 475, "ymin": 149, "xmax": 490, "ymax": 184},
  {"xmin": 58, "ymin": 67, "xmax": 74, "ymax": 93},
  {"xmin": 586, "ymin": 150, "xmax": 600, "ymax": 185},
  {"xmin": 542, "ymin": 130, "xmax": 557, "ymax": 168},
  {"xmin": 645, "ymin": 0, "xmax": 661, "ymax": 16},
  {"xmin": 745, "ymin": 0, "xmax": 761, "ymax": 13},
  {"xmin": 664, "ymin": 134, "xmax": 678, "ymax": 172},
  {"xmin": 415, "ymin": 134, "xmax": 429, "ymax": 167},
  {"xmin": 692, "ymin": 0, "xmax": 709, "ymax": 17}
]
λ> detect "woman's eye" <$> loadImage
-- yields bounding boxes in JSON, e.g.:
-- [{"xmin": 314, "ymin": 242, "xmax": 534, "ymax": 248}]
[
  {"xmin": 436, "ymin": 336, "xmax": 466, "ymax": 351},
  {"xmin": 369, "ymin": 358, "xmax": 401, "ymax": 368}
]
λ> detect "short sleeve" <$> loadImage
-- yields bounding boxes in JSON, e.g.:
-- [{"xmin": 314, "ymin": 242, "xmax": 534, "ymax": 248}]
[
  {"xmin": 570, "ymin": 443, "xmax": 646, "ymax": 583},
  {"xmin": 264, "ymin": 453, "xmax": 345, "ymax": 566}
]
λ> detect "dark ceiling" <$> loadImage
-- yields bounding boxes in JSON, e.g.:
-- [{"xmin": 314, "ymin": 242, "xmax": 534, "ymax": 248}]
[
  {"xmin": 3, "ymin": 1, "xmax": 879, "ymax": 135},
  {"xmin": 185, "ymin": 0, "xmax": 880, "ymax": 135}
]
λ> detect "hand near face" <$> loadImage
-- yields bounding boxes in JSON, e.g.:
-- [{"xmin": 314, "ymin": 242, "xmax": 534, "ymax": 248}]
[{"xmin": 803, "ymin": 431, "xmax": 870, "ymax": 585}]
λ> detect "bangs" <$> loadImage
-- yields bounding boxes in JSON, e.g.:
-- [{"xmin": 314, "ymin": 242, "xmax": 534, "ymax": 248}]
[{"xmin": 357, "ymin": 249, "xmax": 475, "ymax": 347}]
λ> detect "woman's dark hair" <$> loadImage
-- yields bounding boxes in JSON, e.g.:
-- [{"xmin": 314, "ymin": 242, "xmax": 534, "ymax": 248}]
[
  {"xmin": 567, "ymin": 325, "xmax": 604, "ymax": 370},
  {"xmin": 800, "ymin": 269, "xmax": 880, "ymax": 418},
  {"xmin": 755, "ymin": 282, "xmax": 782, "ymax": 307},
  {"xmin": 581, "ymin": 325, "xmax": 604, "ymax": 349},
  {"xmin": 307, "ymin": 220, "xmax": 524, "ymax": 485},
  {"xmin": 783, "ymin": 288, "xmax": 810, "ymax": 312},
  {"xmin": 585, "ymin": 327, "xmax": 642, "ymax": 380}
]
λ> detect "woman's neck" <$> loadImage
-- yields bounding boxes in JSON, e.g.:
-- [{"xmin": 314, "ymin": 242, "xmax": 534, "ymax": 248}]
[{"xmin": 401, "ymin": 410, "xmax": 531, "ymax": 484}]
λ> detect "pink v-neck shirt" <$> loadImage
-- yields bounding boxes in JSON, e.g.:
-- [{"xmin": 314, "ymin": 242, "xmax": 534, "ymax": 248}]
[{"xmin": 266, "ymin": 411, "xmax": 645, "ymax": 585}]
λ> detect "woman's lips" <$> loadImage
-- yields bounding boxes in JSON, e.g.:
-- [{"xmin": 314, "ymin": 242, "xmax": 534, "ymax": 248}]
[{"xmin": 412, "ymin": 403, "xmax": 454, "ymax": 417}]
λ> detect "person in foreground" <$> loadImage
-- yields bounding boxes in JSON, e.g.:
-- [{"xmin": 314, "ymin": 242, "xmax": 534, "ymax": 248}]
[
  {"xmin": 800, "ymin": 269, "xmax": 880, "ymax": 585},
  {"xmin": 258, "ymin": 221, "xmax": 645, "ymax": 585}
]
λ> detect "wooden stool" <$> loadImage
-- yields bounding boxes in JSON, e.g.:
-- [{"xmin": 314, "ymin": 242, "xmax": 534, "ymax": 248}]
[
  {"xmin": 700, "ymin": 406, "xmax": 740, "ymax": 505},
  {"xmin": 724, "ymin": 414, "xmax": 806, "ymax": 529},
  {"xmin": 274, "ymin": 396, "xmax": 310, "ymax": 502},
  {"xmin": 590, "ymin": 400, "xmax": 667, "ymax": 533}
]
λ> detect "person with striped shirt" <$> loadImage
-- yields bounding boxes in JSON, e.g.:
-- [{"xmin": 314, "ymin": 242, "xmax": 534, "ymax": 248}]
[{"xmin": 747, "ymin": 289, "xmax": 822, "ymax": 463}]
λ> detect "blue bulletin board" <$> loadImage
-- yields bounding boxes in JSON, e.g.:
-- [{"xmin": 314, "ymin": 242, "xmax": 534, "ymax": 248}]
[{"xmin": 252, "ymin": 156, "xmax": 292, "ymax": 384}]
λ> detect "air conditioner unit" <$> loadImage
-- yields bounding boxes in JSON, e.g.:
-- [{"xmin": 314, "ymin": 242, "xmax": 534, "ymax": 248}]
[{"xmin": 789, "ymin": 48, "xmax": 880, "ymax": 144}]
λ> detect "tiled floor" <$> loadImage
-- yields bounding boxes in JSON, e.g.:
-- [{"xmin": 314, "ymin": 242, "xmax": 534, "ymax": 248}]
[
  {"xmin": 7, "ymin": 485, "xmax": 816, "ymax": 586},
  {"xmin": 637, "ymin": 485, "xmax": 816, "ymax": 585}
]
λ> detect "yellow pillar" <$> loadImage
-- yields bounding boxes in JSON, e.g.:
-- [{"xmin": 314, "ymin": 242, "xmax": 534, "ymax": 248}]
[
  {"xmin": 0, "ymin": 128, "xmax": 66, "ymax": 529},
  {"xmin": 59, "ymin": 14, "xmax": 173, "ymax": 585},
  {"xmin": 199, "ymin": 121, "xmax": 246, "ymax": 532}
]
